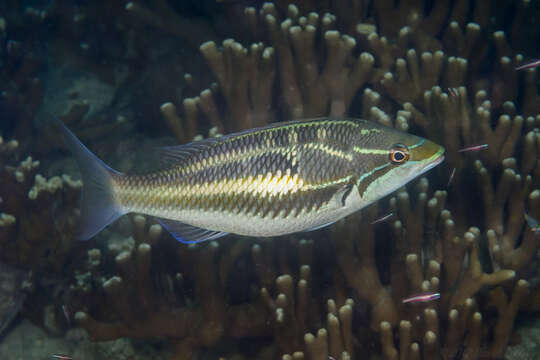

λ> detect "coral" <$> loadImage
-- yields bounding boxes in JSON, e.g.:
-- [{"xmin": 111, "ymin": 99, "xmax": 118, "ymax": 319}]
[
  {"xmin": 124, "ymin": 1, "xmax": 215, "ymax": 49},
  {"xmin": 239, "ymin": 3, "xmax": 374, "ymax": 119},
  {"xmin": 0, "ymin": 133, "xmax": 80, "ymax": 273},
  {"xmin": 260, "ymin": 269, "xmax": 312, "ymax": 354},
  {"xmin": 61, "ymin": 1, "xmax": 540, "ymax": 359},
  {"xmin": 2, "ymin": 0, "xmax": 540, "ymax": 359},
  {"xmin": 71, "ymin": 216, "xmax": 269, "ymax": 360},
  {"xmin": 375, "ymin": 179, "xmax": 526, "ymax": 359},
  {"xmin": 160, "ymin": 2, "xmax": 376, "ymax": 142},
  {"xmin": 334, "ymin": 207, "xmax": 399, "ymax": 331},
  {"xmin": 281, "ymin": 299, "xmax": 354, "ymax": 360},
  {"xmin": 70, "ymin": 217, "xmax": 358, "ymax": 359},
  {"xmin": 0, "ymin": 261, "xmax": 31, "ymax": 337}
]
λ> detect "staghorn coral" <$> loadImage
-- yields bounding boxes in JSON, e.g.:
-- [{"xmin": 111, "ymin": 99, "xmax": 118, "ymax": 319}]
[
  {"xmin": 366, "ymin": 68, "xmax": 540, "ymax": 355},
  {"xmin": 71, "ymin": 215, "xmax": 270, "ymax": 360},
  {"xmin": 281, "ymin": 299, "xmax": 354, "ymax": 360},
  {"xmin": 70, "ymin": 214, "xmax": 367, "ymax": 359},
  {"xmin": 376, "ymin": 179, "xmax": 526, "ymax": 359},
  {"xmin": 160, "ymin": 2, "xmax": 376, "ymax": 142},
  {"xmin": 64, "ymin": 1, "xmax": 540, "ymax": 359}
]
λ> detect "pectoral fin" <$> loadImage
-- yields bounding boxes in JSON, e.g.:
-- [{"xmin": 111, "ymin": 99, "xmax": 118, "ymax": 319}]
[{"xmin": 302, "ymin": 182, "xmax": 357, "ymax": 233}]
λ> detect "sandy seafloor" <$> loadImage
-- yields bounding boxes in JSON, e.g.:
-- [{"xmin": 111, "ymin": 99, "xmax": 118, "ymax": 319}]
[{"xmin": 0, "ymin": 319, "xmax": 164, "ymax": 360}]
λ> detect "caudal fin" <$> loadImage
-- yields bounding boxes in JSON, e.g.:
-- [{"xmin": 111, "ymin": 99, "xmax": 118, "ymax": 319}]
[{"xmin": 54, "ymin": 119, "xmax": 126, "ymax": 240}]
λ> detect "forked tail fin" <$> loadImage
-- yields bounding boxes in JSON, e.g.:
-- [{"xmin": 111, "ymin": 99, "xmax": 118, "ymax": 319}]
[{"xmin": 54, "ymin": 119, "xmax": 126, "ymax": 240}]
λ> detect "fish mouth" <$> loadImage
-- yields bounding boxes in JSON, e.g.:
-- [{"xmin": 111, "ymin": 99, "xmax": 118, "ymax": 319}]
[{"xmin": 421, "ymin": 148, "xmax": 445, "ymax": 173}]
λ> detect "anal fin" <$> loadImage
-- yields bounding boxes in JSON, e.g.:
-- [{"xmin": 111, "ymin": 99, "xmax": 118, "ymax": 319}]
[{"xmin": 157, "ymin": 218, "xmax": 228, "ymax": 244}]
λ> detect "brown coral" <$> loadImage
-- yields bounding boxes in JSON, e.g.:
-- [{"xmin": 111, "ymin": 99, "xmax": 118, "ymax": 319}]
[
  {"xmin": 3, "ymin": 1, "xmax": 540, "ymax": 359},
  {"xmin": 0, "ymin": 134, "xmax": 80, "ymax": 273}
]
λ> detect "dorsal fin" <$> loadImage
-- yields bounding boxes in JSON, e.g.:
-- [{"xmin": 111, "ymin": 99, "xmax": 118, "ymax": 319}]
[
  {"xmin": 157, "ymin": 137, "xmax": 221, "ymax": 167},
  {"xmin": 156, "ymin": 117, "xmax": 335, "ymax": 166}
]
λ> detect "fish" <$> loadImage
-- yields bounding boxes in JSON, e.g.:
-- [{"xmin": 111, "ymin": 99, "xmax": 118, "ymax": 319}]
[
  {"xmin": 515, "ymin": 59, "xmax": 540, "ymax": 71},
  {"xmin": 55, "ymin": 117, "xmax": 445, "ymax": 243},
  {"xmin": 62, "ymin": 304, "xmax": 70, "ymax": 325},
  {"xmin": 447, "ymin": 167, "xmax": 456, "ymax": 188},
  {"xmin": 402, "ymin": 292, "xmax": 441, "ymax": 304},
  {"xmin": 52, "ymin": 355, "xmax": 72, "ymax": 360},
  {"xmin": 371, "ymin": 212, "xmax": 393, "ymax": 225},
  {"xmin": 524, "ymin": 213, "xmax": 540, "ymax": 234},
  {"xmin": 457, "ymin": 144, "xmax": 488, "ymax": 153}
]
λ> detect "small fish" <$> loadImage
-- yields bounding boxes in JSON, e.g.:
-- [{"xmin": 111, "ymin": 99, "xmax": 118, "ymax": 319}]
[
  {"xmin": 52, "ymin": 355, "xmax": 72, "ymax": 360},
  {"xmin": 457, "ymin": 144, "xmax": 488, "ymax": 153},
  {"xmin": 55, "ymin": 118, "xmax": 444, "ymax": 243},
  {"xmin": 447, "ymin": 88, "xmax": 458, "ymax": 97},
  {"xmin": 62, "ymin": 304, "xmax": 70, "ymax": 325},
  {"xmin": 402, "ymin": 292, "xmax": 440, "ymax": 304},
  {"xmin": 515, "ymin": 60, "xmax": 540, "ymax": 71},
  {"xmin": 371, "ymin": 212, "xmax": 393, "ymax": 225},
  {"xmin": 524, "ymin": 213, "xmax": 540, "ymax": 234},
  {"xmin": 447, "ymin": 167, "xmax": 456, "ymax": 188}
]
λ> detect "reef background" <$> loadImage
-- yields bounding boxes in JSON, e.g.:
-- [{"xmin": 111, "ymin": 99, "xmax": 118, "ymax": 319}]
[{"xmin": 1, "ymin": 0, "xmax": 540, "ymax": 359}]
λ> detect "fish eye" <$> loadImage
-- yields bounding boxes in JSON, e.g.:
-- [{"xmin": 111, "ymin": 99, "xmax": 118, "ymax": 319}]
[{"xmin": 389, "ymin": 144, "xmax": 409, "ymax": 164}]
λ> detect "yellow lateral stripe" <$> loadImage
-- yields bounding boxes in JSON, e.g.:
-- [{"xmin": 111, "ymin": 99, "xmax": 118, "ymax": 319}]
[
  {"xmin": 120, "ymin": 172, "xmax": 355, "ymax": 208},
  {"xmin": 142, "ymin": 173, "xmax": 304, "ymax": 198}
]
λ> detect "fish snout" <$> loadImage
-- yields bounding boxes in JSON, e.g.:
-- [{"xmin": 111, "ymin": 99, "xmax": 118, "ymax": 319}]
[{"xmin": 411, "ymin": 139, "xmax": 445, "ymax": 165}]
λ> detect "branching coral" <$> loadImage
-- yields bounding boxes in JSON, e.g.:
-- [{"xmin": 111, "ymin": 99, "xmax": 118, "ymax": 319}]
[
  {"xmin": 3, "ymin": 0, "xmax": 539, "ymax": 359},
  {"xmin": 60, "ymin": 1, "xmax": 540, "ymax": 359},
  {"xmin": 160, "ymin": 3, "xmax": 376, "ymax": 141},
  {"xmin": 374, "ymin": 179, "xmax": 526, "ymax": 359},
  {"xmin": 281, "ymin": 299, "xmax": 354, "ymax": 360},
  {"xmin": 72, "ymin": 216, "xmax": 270, "ymax": 360},
  {"xmin": 71, "ymin": 217, "xmax": 363, "ymax": 359},
  {"xmin": 334, "ymin": 208, "xmax": 399, "ymax": 332},
  {"xmin": 0, "ymin": 134, "xmax": 80, "ymax": 273}
]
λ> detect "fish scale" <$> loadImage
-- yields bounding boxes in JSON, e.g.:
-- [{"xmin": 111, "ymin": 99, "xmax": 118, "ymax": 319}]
[
  {"xmin": 116, "ymin": 120, "xmax": 426, "ymax": 226},
  {"xmin": 56, "ymin": 117, "xmax": 445, "ymax": 242},
  {"xmin": 117, "ymin": 122, "xmax": 354, "ymax": 216}
]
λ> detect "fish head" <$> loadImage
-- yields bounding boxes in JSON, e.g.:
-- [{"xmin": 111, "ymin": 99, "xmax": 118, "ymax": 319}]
[{"xmin": 355, "ymin": 124, "xmax": 445, "ymax": 203}]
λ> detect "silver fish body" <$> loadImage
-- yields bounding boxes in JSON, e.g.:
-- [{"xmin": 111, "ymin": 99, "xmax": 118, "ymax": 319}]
[{"xmin": 57, "ymin": 118, "xmax": 444, "ymax": 243}]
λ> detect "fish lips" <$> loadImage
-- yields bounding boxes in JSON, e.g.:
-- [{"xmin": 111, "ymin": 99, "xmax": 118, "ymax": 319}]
[
  {"xmin": 422, "ymin": 152, "xmax": 445, "ymax": 173},
  {"xmin": 411, "ymin": 149, "xmax": 445, "ymax": 179}
]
